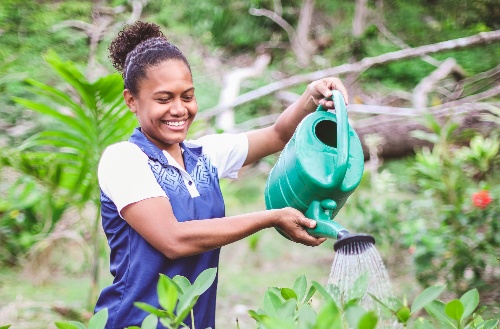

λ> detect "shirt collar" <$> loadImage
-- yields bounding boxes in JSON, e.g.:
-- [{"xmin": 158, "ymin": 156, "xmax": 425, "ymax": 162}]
[{"xmin": 128, "ymin": 127, "xmax": 202, "ymax": 170}]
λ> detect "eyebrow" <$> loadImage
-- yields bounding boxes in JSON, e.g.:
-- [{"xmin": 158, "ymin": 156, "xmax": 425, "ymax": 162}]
[{"xmin": 153, "ymin": 87, "xmax": 195, "ymax": 95}]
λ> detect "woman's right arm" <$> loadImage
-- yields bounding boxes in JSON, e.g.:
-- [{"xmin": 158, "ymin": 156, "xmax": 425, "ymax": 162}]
[{"xmin": 121, "ymin": 197, "xmax": 325, "ymax": 259}]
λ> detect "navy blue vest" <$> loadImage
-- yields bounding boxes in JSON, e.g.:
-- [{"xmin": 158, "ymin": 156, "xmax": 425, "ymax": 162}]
[{"xmin": 95, "ymin": 128, "xmax": 225, "ymax": 329}]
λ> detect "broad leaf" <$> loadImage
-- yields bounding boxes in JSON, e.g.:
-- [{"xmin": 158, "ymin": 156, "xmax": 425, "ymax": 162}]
[
  {"xmin": 297, "ymin": 303, "xmax": 316, "ymax": 328},
  {"xmin": 88, "ymin": 308, "xmax": 108, "ymax": 329},
  {"xmin": 445, "ymin": 299, "xmax": 464, "ymax": 321},
  {"xmin": 263, "ymin": 289, "xmax": 283, "ymax": 317},
  {"xmin": 357, "ymin": 310, "xmax": 378, "ymax": 329},
  {"xmin": 157, "ymin": 274, "xmax": 178, "ymax": 314},
  {"xmin": 192, "ymin": 267, "xmax": 217, "ymax": 296},
  {"xmin": 281, "ymin": 287, "xmax": 298, "ymax": 300},
  {"xmin": 411, "ymin": 285, "xmax": 446, "ymax": 314},
  {"xmin": 66, "ymin": 322, "xmax": 86, "ymax": 329},
  {"xmin": 277, "ymin": 299, "xmax": 297, "ymax": 320},
  {"xmin": 314, "ymin": 300, "xmax": 342, "ymax": 329},
  {"xmin": 460, "ymin": 289, "xmax": 479, "ymax": 321},
  {"xmin": 424, "ymin": 300, "xmax": 455, "ymax": 328},
  {"xmin": 133, "ymin": 302, "xmax": 167, "ymax": 318},
  {"xmin": 396, "ymin": 306, "xmax": 411, "ymax": 324},
  {"xmin": 173, "ymin": 275, "xmax": 191, "ymax": 294},
  {"xmin": 140, "ymin": 314, "xmax": 158, "ymax": 329},
  {"xmin": 312, "ymin": 281, "xmax": 334, "ymax": 303},
  {"xmin": 293, "ymin": 275, "xmax": 307, "ymax": 302},
  {"xmin": 414, "ymin": 317, "xmax": 435, "ymax": 329},
  {"xmin": 54, "ymin": 323, "xmax": 80, "ymax": 329}
]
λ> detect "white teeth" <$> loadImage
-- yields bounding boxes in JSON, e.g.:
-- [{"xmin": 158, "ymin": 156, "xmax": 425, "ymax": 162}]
[{"xmin": 164, "ymin": 120, "xmax": 185, "ymax": 127}]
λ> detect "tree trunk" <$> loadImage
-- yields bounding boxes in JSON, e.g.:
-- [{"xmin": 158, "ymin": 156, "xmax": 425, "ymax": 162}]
[{"xmin": 355, "ymin": 107, "xmax": 498, "ymax": 160}]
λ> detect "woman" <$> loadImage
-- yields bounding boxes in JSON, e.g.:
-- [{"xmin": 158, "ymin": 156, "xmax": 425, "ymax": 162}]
[{"xmin": 95, "ymin": 21, "xmax": 348, "ymax": 329}]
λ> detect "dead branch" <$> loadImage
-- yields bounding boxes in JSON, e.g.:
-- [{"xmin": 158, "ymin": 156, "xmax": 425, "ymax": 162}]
[
  {"xmin": 216, "ymin": 54, "xmax": 271, "ymax": 132},
  {"xmin": 250, "ymin": 0, "xmax": 316, "ymax": 66},
  {"xmin": 199, "ymin": 30, "xmax": 500, "ymax": 120},
  {"xmin": 413, "ymin": 58, "xmax": 459, "ymax": 109}
]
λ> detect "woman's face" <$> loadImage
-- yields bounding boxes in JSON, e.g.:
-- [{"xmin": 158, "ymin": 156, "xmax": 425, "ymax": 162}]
[{"xmin": 124, "ymin": 59, "xmax": 198, "ymax": 152}]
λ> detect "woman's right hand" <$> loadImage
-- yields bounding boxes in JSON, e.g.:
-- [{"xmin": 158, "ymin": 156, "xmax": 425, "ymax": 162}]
[{"xmin": 272, "ymin": 208, "xmax": 327, "ymax": 247}]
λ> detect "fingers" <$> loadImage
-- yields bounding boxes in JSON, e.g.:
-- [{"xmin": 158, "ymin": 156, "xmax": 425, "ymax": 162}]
[{"xmin": 310, "ymin": 77, "xmax": 349, "ymax": 106}]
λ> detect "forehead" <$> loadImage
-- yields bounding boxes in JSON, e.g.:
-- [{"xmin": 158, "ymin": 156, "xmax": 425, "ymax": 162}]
[{"xmin": 140, "ymin": 59, "xmax": 193, "ymax": 91}]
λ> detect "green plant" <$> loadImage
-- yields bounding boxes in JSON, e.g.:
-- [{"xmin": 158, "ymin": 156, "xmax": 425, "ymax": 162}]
[
  {"xmin": 409, "ymin": 115, "xmax": 500, "ymax": 293},
  {"xmin": 0, "ymin": 324, "xmax": 12, "ymax": 329},
  {"xmin": 130, "ymin": 267, "xmax": 217, "ymax": 329},
  {"xmin": 8, "ymin": 49, "xmax": 137, "ymax": 306},
  {"xmin": 53, "ymin": 268, "xmax": 217, "ymax": 329},
  {"xmin": 55, "ymin": 308, "xmax": 108, "ymax": 329},
  {"xmin": 249, "ymin": 274, "xmax": 379, "ymax": 329}
]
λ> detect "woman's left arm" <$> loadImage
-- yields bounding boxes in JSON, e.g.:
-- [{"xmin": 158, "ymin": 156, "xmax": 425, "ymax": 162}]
[{"xmin": 244, "ymin": 77, "xmax": 348, "ymax": 166}]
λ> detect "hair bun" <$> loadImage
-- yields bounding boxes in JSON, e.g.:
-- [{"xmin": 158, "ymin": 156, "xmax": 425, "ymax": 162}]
[{"xmin": 109, "ymin": 21, "xmax": 166, "ymax": 73}]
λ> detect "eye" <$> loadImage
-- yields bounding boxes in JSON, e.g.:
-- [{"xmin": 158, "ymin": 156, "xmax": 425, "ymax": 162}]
[
  {"xmin": 156, "ymin": 98, "xmax": 171, "ymax": 103},
  {"xmin": 182, "ymin": 95, "xmax": 194, "ymax": 102}
]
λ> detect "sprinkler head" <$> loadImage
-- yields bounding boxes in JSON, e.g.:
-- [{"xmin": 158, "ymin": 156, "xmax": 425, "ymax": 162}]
[{"xmin": 333, "ymin": 233, "xmax": 376, "ymax": 254}]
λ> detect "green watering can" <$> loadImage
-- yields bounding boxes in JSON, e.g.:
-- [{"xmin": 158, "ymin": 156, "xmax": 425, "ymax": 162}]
[{"xmin": 265, "ymin": 90, "xmax": 375, "ymax": 252}]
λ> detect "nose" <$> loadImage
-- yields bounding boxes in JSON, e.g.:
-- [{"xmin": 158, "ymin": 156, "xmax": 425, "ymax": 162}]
[{"xmin": 170, "ymin": 98, "xmax": 186, "ymax": 117}]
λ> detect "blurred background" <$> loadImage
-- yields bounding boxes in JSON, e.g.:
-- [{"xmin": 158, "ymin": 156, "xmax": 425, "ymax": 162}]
[{"xmin": 0, "ymin": 0, "xmax": 499, "ymax": 328}]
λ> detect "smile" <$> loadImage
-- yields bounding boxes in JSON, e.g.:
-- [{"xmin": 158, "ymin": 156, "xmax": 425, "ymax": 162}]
[{"xmin": 161, "ymin": 118, "xmax": 188, "ymax": 127}]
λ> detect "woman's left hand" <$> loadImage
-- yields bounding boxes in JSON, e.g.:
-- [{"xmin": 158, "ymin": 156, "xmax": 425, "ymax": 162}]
[{"xmin": 307, "ymin": 77, "xmax": 349, "ymax": 109}]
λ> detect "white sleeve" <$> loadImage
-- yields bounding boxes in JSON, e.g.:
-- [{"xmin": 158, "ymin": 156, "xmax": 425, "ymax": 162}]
[
  {"xmin": 98, "ymin": 142, "xmax": 167, "ymax": 216},
  {"xmin": 188, "ymin": 133, "xmax": 248, "ymax": 179}
]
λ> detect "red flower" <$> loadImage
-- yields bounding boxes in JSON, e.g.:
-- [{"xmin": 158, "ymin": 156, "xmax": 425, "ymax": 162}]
[{"xmin": 472, "ymin": 190, "xmax": 493, "ymax": 209}]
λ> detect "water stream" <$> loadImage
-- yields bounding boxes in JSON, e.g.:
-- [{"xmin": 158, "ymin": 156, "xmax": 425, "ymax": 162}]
[{"xmin": 327, "ymin": 242, "xmax": 401, "ymax": 328}]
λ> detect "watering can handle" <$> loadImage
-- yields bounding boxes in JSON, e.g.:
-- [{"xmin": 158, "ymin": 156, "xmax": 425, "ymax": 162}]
[{"xmin": 316, "ymin": 90, "xmax": 349, "ymax": 188}]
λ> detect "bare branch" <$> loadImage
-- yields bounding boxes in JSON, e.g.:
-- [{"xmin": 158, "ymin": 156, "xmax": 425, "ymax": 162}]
[
  {"xmin": 198, "ymin": 30, "xmax": 500, "ymax": 119},
  {"xmin": 413, "ymin": 58, "xmax": 458, "ymax": 109},
  {"xmin": 249, "ymin": 8, "xmax": 296, "ymax": 39}
]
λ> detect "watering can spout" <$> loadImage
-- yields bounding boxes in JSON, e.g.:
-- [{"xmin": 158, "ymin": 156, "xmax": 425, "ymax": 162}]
[{"xmin": 304, "ymin": 200, "xmax": 349, "ymax": 240}]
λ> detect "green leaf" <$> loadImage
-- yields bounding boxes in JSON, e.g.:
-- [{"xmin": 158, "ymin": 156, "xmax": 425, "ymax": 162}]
[
  {"xmin": 297, "ymin": 303, "xmax": 316, "ymax": 328},
  {"xmin": 176, "ymin": 285, "xmax": 198, "ymax": 322},
  {"xmin": 173, "ymin": 275, "xmax": 191, "ymax": 294},
  {"xmin": 0, "ymin": 325, "xmax": 12, "ymax": 329},
  {"xmin": 425, "ymin": 300, "xmax": 455, "ymax": 328},
  {"xmin": 133, "ymin": 302, "xmax": 167, "ymax": 318},
  {"xmin": 313, "ymin": 300, "xmax": 342, "ymax": 329},
  {"xmin": 481, "ymin": 319, "xmax": 499, "ymax": 329},
  {"xmin": 411, "ymin": 285, "xmax": 446, "ymax": 314},
  {"xmin": 345, "ymin": 305, "xmax": 368, "ymax": 329},
  {"xmin": 263, "ymin": 289, "xmax": 283, "ymax": 317},
  {"xmin": 460, "ymin": 289, "xmax": 479, "ymax": 320},
  {"xmin": 88, "ymin": 308, "xmax": 108, "ymax": 329},
  {"xmin": 66, "ymin": 322, "xmax": 86, "ymax": 329},
  {"xmin": 357, "ymin": 310, "xmax": 378, "ymax": 329},
  {"xmin": 445, "ymin": 299, "xmax": 464, "ymax": 321},
  {"xmin": 312, "ymin": 281, "xmax": 334, "ymax": 303},
  {"xmin": 304, "ymin": 285, "xmax": 317, "ymax": 303},
  {"xmin": 54, "ymin": 323, "xmax": 80, "ymax": 329},
  {"xmin": 281, "ymin": 287, "xmax": 298, "ymax": 300},
  {"xmin": 396, "ymin": 306, "xmax": 411, "ymax": 324},
  {"xmin": 140, "ymin": 314, "xmax": 158, "ymax": 329},
  {"xmin": 192, "ymin": 267, "xmax": 217, "ymax": 296},
  {"xmin": 414, "ymin": 317, "xmax": 435, "ymax": 329},
  {"xmin": 125, "ymin": 327, "xmax": 141, "ymax": 329},
  {"xmin": 293, "ymin": 275, "xmax": 307, "ymax": 302},
  {"xmin": 157, "ymin": 274, "xmax": 178, "ymax": 314},
  {"xmin": 277, "ymin": 299, "xmax": 297, "ymax": 319}
]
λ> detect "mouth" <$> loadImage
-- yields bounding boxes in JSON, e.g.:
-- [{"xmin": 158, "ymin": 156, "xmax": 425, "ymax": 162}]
[{"xmin": 161, "ymin": 117, "xmax": 189, "ymax": 129}]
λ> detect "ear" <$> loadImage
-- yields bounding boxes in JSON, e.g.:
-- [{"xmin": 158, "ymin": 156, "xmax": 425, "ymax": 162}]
[{"xmin": 123, "ymin": 89, "xmax": 137, "ymax": 113}]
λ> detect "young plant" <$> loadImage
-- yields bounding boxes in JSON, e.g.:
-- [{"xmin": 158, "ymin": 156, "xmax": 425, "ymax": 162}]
[
  {"xmin": 55, "ymin": 308, "xmax": 108, "ymax": 329},
  {"xmin": 130, "ymin": 267, "xmax": 217, "ymax": 329},
  {"xmin": 249, "ymin": 274, "xmax": 378, "ymax": 329}
]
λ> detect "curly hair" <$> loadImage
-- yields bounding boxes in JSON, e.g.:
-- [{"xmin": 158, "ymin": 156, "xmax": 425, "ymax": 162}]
[{"xmin": 109, "ymin": 21, "xmax": 191, "ymax": 95}]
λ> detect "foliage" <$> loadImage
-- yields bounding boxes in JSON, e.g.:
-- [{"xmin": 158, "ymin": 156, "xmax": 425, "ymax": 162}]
[
  {"xmin": 409, "ymin": 115, "xmax": 500, "ymax": 293},
  {"xmin": 349, "ymin": 113, "xmax": 499, "ymax": 301},
  {"xmin": 249, "ymin": 274, "xmax": 500, "ymax": 329},
  {"xmin": 53, "ymin": 268, "xmax": 218, "ymax": 329},
  {"xmin": 2, "ymin": 50, "xmax": 137, "ymax": 307}
]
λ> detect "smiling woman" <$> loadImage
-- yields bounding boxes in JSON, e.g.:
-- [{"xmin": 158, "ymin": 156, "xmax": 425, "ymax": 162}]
[{"xmin": 95, "ymin": 21, "xmax": 348, "ymax": 329}]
